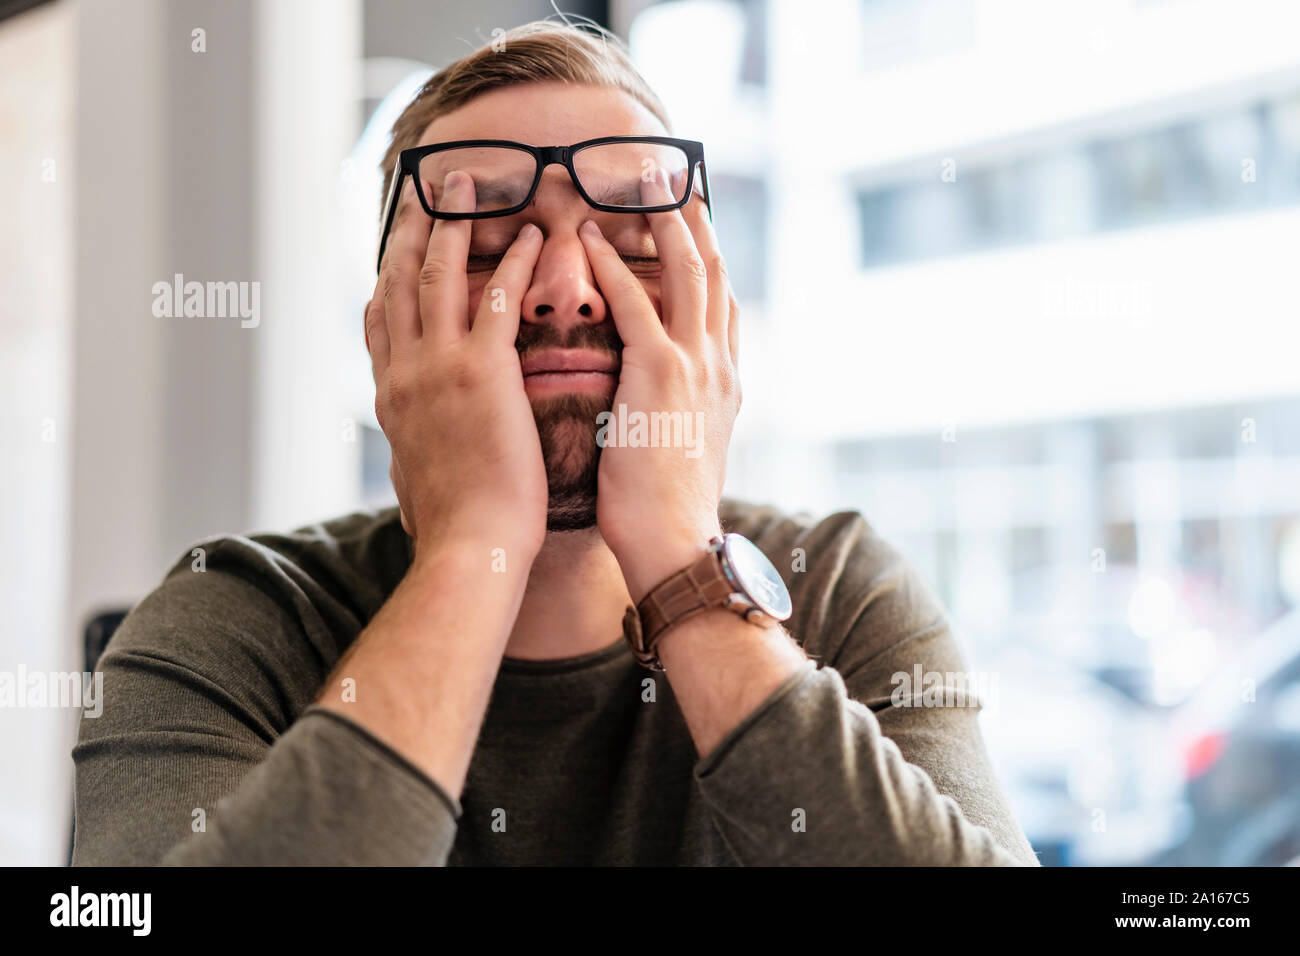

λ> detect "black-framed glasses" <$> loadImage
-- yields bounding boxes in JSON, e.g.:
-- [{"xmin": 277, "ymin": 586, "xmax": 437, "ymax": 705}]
[{"xmin": 376, "ymin": 135, "xmax": 711, "ymax": 272}]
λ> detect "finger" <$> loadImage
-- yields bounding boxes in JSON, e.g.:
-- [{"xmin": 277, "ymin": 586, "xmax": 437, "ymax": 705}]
[
  {"xmin": 577, "ymin": 219, "xmax": 666, "ymax": 348},
  {"xmin": 677, "ymin": 167, "xmax": 730, "ymax": 341},
  {"xmin": 363, "ymin": 293, "xmax": 390, "ymax": 385},
  {"xmin": 471, "ymin": 222, "xmax": 543, "ymax": 349},
  {"xmin": 638, "ymin": 164, "xmax": 707, "ymax": 340},
  {"xmin": 419, "ymin": 170, "xmax": 475, "ymax": 345},
  {"xmin": 381, "ymin": 177, "xmax": 432, "ymax": 349}
]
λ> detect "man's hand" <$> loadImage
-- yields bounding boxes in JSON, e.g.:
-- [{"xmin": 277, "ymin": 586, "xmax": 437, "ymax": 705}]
[
  {"xmin": 315, "ymin": 170, "xmax": 546, "ymax": 797},
  {"xmin": 578, "ymin": 168, "xmax": 741, "ymax": 601},
  {"xmin": 367, "ymin": 170, "xmax": 547, "ymax": 560}
]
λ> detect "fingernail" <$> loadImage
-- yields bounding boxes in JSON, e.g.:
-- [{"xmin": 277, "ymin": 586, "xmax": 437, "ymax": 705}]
[
  {"xmin": 655, "ymin": 167, "xmax": 670, "ymax": 190},
  {"xmin": 579, "ymin": 219, "xmax": 601, "ymax": 238},
  {"xmin": 519, "ymin": 223, "xmax": 540, "ymax": 240}
]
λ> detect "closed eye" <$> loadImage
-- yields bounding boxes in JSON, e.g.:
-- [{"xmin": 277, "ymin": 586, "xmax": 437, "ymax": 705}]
[
  {"xmin": 467, "ymin": 251, "xmax": 660, "ymax": 272},
  {"xmin": 467, "ymin": 253, "xmax": 507, "ymax": 271}
]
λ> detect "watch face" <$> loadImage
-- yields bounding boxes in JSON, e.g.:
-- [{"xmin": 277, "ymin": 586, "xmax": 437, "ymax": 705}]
[{"xmin": 721, "ymin": 533, "xmax": 793, "ymax": 621}]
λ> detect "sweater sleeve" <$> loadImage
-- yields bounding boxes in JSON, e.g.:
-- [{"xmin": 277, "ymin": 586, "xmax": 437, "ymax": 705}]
[
  {"xmin": 71, "ymin": 544, "xmax": 461, "ymax": 866},
  {"xmin": 692, "ymin": 510, "xmax": 1040, "ymax": 866}
]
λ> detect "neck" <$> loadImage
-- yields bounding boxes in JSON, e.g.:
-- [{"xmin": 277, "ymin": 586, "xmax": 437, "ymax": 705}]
[{"xmin": 504, "ymin": 525, "xmax": 632, "ymax": 661}]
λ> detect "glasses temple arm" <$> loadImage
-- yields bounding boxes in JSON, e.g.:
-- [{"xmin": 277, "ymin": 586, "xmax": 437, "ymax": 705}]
[
  {"xmin": 376, "ymin": 164, "xmax": 406, "ymax": 274},
  {"xmin": 698, "ymin": 160, "xmax": 713, "ymax": 223}
]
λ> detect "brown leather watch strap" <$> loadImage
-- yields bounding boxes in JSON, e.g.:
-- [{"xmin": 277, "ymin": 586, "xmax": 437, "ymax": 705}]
[{"xmin": 622, "ymin": 541, "xmax": 737, "ymax": 671}]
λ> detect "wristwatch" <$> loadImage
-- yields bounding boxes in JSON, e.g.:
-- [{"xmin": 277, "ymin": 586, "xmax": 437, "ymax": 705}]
[{"xmin": 622, "ymin": 533, "xmax": 793, "ymax": 671}]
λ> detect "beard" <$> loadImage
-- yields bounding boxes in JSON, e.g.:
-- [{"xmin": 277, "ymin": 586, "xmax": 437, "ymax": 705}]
[
  {"xmin": 516, "ymin": 319, "xmax": 623, "ymax": 533},
  {"xmin": 530, "ymin": 391, "xmax": 609, "ymax": 532}
]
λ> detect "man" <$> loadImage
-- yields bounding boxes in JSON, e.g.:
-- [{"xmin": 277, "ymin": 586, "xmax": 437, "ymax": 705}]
[{"xmin": 72, "ymin": 19, "xmax": 1037, "ymax": 866}]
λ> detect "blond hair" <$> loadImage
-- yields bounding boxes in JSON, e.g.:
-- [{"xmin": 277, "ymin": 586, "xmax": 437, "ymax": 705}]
[{"xmin": 378, "ymin": 18, "xmax": 672, "ymax": 223}]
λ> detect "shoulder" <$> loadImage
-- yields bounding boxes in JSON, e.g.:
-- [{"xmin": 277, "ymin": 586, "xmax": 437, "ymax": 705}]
[
  {"xmin": 97, "ymin": 506, "xmax": 410, "ymax": 728},
  {"xmin": 719, "ymin": 495, "xmax": 953, "ymax": 675},
  {"xmin": 152, "ymin": 504, "xmax": 410, "ymax": 622},
  {"xmin": 167, "ymin": 505, "xmax": 409, "ymax": 596}
]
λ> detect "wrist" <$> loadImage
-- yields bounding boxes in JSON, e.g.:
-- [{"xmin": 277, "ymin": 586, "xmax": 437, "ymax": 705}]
[
  {"xmin": 410, "ymin": 526, "xmax": 538, "ymax": 584},
  {"xmin": 615, "ymin": 519, "xmax": 723, "ymax": 605}
]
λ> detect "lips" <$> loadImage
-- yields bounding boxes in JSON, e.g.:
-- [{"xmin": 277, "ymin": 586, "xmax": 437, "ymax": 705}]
[{"xmin": 521, "ymin": 349, "xmax": 620, "ymax": 377}]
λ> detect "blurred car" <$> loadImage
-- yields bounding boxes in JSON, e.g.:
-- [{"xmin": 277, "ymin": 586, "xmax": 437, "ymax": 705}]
[
  {"xmin": 1154, "ymin": 610, "xmax": 1300, "ymax": 865},
  {"xmin": 1007, "ymin": 563, "xmax": 1246, "ymax": 710},
  {"xmin": 978, "ymin": 645, "xmax": 1187, "ymax": 866}
]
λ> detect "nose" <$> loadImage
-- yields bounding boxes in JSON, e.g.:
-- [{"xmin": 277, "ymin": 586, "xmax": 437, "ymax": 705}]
[{"xmin": 520, "ymin": 228, "xmax": 608, "ymax": 329}]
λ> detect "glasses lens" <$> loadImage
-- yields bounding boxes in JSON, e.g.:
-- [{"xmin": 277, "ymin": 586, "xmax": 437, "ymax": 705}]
[
  {"xmin": 572, "ymin": 141, "xmax": 690, "ymax": 209},
  {"xmin": 417, "ymin": 146, "xmax": 537, "ymax": 214}
]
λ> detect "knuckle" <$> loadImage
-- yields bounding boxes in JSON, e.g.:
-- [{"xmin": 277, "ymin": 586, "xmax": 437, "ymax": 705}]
[
  {"xmin": 383, "ymin": 370, "xmax": 413, "ymax": 414},
  {"xmin": 381, "ymin": 264, "xmax": 407, "ymax": 301},
  {"xmin": 650, "ymin": 343, "xmax": 682, "ymax": 377},
  {"xmin": 446, "ymin": 354, "xmax": 481, "ymax": 390},
  {"xmin": 364, "ymin": 300, "xmax": 385, "ymax": 336},
  {"xmin": 708, "ymin": 252, "xmax": 728, "ymax": 282},
  {"xmin": 660, "ymin": 348, "xmax": 691, "ymax": 387},
  {"xmin": 678, "ymin": 253, "xmax": 709, "ymax": 281},
  {"xmin": 719, "ymin": 363, "xmax": 740, "ymax": 399},
  {"xmin": 419, "ymin": 255, "xmax": 453, "ymax": 287}
]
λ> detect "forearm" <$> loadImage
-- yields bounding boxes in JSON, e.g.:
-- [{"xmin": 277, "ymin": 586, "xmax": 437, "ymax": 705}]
[
  {"xmin": 690, "ymin": 662, "xmax": 1034, "ymax": 865},
  {"xmin": 625, "ymin": 534, "xmax": 1031, "ymax": 866},
  {"xmin": 313, "ymin": 534, "xmax": 532, "ymax": 798},
  {"xmin": 656, "ymin": 607, "xmax": 807, "ymax": 759},
  {"xmin": 72, "ymin": 558, "xmax": 480, "ymax": 866},
  {"xmin": 153, "ymin": 707, "xmax": 460, "ymax": 866}
]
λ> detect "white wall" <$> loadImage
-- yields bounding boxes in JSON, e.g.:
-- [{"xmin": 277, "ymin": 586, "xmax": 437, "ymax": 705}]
[{"xmin": 0, "ymin": 0, "xmax": 74, "ymax": 866}]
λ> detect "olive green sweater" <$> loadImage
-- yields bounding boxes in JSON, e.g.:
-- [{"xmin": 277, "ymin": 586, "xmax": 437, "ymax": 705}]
[{"xmin": 72, "ymin": 497, "xmax": 1038, "ymax": 866}]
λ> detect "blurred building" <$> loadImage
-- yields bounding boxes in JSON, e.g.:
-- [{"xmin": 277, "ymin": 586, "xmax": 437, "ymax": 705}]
[{"xmin": 667, "ymin": 0, "xmax": 1300, "ymax": 864}]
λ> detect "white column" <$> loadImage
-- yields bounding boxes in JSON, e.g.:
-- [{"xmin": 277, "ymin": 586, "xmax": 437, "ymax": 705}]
[
  {"xmin": 0, "ymin": 0, "xmax": 78, "ymax": 867},
  {"xmin": 252, "ymin": 0, "xmax": 363, "ymax": 531}
]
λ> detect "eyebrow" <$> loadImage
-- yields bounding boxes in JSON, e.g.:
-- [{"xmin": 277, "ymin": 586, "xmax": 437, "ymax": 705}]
[
  {"xmin": 587, "ymin": 178, "xmax": 648, "ymax": 207},
  {"xmin": 469, "ymin": 178, "xmax": 530, "ymax": 210}
]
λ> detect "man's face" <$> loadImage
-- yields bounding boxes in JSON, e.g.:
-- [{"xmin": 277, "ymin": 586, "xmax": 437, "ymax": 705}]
[{"xmin": 411, "ymin": 81, "xmax": 676, "ymax": 532}]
